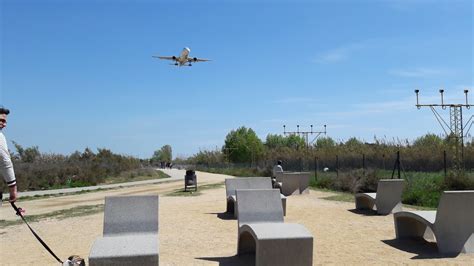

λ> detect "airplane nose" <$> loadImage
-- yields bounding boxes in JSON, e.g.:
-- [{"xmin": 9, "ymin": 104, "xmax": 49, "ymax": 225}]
[{"xmin": 184, "ymin": 47, "xmax": 191, "ymax": 52}]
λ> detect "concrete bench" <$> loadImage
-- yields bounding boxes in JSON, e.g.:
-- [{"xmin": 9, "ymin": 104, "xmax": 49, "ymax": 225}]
[
  {"xmin": 236, "ymin": 189, "xmax": 313, "ymax": 266},
  {"xmin": 355, "ymin": 179, "xmax": 405, "ymax": 215},
  {"xmin": 394, "ymin": 190, "xmax": 474, "ymax": 255},
  {"xmin": 225, "ymin": 177, "xmax": 287, "ymax": 217},
  {"xmin": 275, "ymin": 172, "xmax": 311, "ymax": 196},
  {"xmin": 89, "ymin": 195, "xmax": 159, "ymax": 265}
]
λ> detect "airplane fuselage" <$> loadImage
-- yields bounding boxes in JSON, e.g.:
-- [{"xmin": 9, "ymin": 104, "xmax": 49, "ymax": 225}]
[{"xmin": 176, "ymin": 47, "xmax": 191, "ymax": 66}]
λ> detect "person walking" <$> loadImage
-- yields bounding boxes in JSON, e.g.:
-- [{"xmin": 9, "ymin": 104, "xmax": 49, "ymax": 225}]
[{"xmin": 0, "ymin": 106, "xmax": 18, "ymax": 204}]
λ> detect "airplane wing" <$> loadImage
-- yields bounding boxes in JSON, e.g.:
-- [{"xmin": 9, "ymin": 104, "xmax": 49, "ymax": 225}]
[
  {"xmin": 152, "ymin": 56, "xmax": 176, "ymax": 61},
  {"xmin": 187, "ymin": 57, "xmax": 211, "ymax": 62}
]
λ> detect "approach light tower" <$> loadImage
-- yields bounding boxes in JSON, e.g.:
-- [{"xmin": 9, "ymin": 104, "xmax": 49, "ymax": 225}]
[
  {"xmin": 415, "ymin": 89, "xmax": 473, "ymax": 170},
  {"xmin": 283, "ymin": 124, "xmax": 327, "ymax": 148}
]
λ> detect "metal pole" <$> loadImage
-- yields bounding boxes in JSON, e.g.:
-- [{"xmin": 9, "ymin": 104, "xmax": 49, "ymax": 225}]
[
  {"xmin": 397, "ymin": 151, "xmax": 401, "ymax": 179},
  {"xmin": 391, "ymin": 150, "xmax": 400, "ymax": 179},
  {"xmin": 315, "ymin": 156, "xmax": 319, "ymax": 181},
  {"xmin": 382, "ymin": 154, "xmax": 386, "ymax": 170},
  {"xmin": 443, "ymin": 150, "xmax": 447, "ymax": 180},
  {"xmin": 314, "ymin": 156, "xmax": 317, "ymax": 181}
]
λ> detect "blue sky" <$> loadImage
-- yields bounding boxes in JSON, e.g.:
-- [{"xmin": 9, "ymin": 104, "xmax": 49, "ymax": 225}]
[{"xmin": 1, "ymin": 0, "xmax": 472, "ymax": 158}]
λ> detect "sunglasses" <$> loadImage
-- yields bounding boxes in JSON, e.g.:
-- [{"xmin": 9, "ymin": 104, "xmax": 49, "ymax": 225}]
[{"xmin": 0, "ymin": 119, "xmax": 6, "ymax": 123}]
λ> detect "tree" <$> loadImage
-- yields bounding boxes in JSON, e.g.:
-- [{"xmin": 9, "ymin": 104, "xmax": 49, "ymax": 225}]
[
  {"xmin": 286, "ymin": 134, "xmax": 306, "ymax": 149},
  {"xmin": 151, "ymin": 145, "xmax": 173, "ymax": 164},
  {"xmin": 315, "ymin": 137, "xmax": 336, "ymax": 149},
  {"xmin": 222, "ymin": 126, "xmax": 264, "ymax": 163},
  {"xmin": 265, "ymin": 134, "xmax": 305, "ymax": 150},
  {"xmin": 12, "ymin": 141, "xmax": 40, "ymax": 163},
  {"xmin": 265, "ymin": 134, "xmax": 287, "ymax": 149},
  {"xmin": 344, "ymin": 137, "xmax": 363, "ymax": 151},
  {"xmin": 413, "ymin": 133, "xmax": 444, "ymax": 149}
]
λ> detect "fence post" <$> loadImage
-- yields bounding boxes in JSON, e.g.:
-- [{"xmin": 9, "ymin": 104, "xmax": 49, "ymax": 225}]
[
  {"xmin": 398, "ymin": 151, "xmax": 401, "ymax": 179},
  {"xmin": 314, "ymin": 156, "xmax": 317, "ymax": 181},
  {"xmin": 443, "ymin": 150, "xmax": 447, "ymax": 180},
  {"xmin": 315, "ymin": 156, "xmax": 319, "ymax": 181},
  {"xmin": 391, "ymin": 150, "xmax": 401, "ymax": 179},
  {"xmin": 382, "ymin": 154, "xmax": 386, "ymax": 170},
  {"xmin": 336, "ymin": 155, "xmax": 339, "ymax": 178}
]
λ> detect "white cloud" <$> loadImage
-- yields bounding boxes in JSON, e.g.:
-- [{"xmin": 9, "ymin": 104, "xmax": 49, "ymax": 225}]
[
  {"xmin": 314, "ymin": 49, "xmax": 347, "ymax": 63},
  {"xmin": 313, "ymin": 42, "xmax": 367, "ymax": 64},
  {"xmin": 388, "ymin": 67, "xmax": 453, "ymax": 78}
]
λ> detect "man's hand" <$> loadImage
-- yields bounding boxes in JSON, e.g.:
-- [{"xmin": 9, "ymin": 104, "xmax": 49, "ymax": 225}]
[{"xmin": 8, "ymin": 185, "xmax": 17, "ymax": 203}]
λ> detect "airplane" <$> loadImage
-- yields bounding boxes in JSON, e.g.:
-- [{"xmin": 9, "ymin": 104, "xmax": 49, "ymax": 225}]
[{"xmin": 152, "ymin": 47, "xmax": 211, "ymax": 67}]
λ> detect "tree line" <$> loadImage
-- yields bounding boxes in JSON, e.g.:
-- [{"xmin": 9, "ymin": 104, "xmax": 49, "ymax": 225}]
[{"xmin": 185, "ymin": 126, "xmax": 474, "ymax": 172}]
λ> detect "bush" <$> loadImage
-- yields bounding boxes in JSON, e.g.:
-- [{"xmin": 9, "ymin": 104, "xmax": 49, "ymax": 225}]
[
  {"xmin": 402, "ymin": 173, "xmax": 444, "ymax": 208},
  {"xmin": 9, "ymin": 144, "xmax": 142, "ymax": 192},
  {"xmin": 444, "ymin": 171, "xmax": 474, "ymax": 190}
]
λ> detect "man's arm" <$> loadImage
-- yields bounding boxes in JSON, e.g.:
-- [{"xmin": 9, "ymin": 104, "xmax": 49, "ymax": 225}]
[{"xmin": 0, "ymin": 134, "xmax": 17, "ymax": 202}]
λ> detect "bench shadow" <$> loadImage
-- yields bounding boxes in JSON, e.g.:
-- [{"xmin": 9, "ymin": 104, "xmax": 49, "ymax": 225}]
[
  {"xmin": 196, "ymin": 254, "xmax": 255, "ymax": 266},
  {"xmin": 347, "ymin": 208, "xmax": 379, "ymax": 216},
  {"xmin": 382, "ymin": 239, "xmax": 458, "ymax": 259},
  {"xmin": 206, "ymin": 212, "xmax": 235, "ymax": 220}
]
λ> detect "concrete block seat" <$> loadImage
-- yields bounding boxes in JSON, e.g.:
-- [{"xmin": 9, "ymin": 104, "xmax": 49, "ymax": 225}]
[
  {"xmin": 89, "ymin": 195, "xmax": 159, "ymax": 266},
  {"xmin": 274, "ymin": 172, "xmax": 311, "ymax": 196},
  {"xmin": 355, "ymin": 179, "xmax": 405, "ymax": 215},
  {"xmin": 394, "ymin": 190, "xmax": 474, "ymax": 255},
  {"xmin": 225, "ymin": 177, "xmax": 287, "ymax": 217},
  {"xmin": 236, "ymin": 189, "xmax": 313, "ymax": 266}
]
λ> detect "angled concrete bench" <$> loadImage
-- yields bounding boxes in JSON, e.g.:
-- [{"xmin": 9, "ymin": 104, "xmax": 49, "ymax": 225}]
[
  {"xmin": 355, "ymin": 179, "xmax": 405, "ymax": 215},
  {"xmin": 394, "ymin": 190, "xmax": 474, "ymax": 255},
  {"xmin": 236, "ymin": 189, "xmax": 313, "ymax": 266},
  {"xmin": 275, "ymin": 172, "xmax": 311, "ymax": 196},
  {"xmin": 225, "ymin": 177, "xmax": 287, "ymax": 217},
  {"xmin": 89, "ymin": 195, "xmax": 159, "ymax": 265}
]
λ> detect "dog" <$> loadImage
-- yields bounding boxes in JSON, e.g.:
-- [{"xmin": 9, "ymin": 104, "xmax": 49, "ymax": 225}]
[{"xmin": 62, "ymin": 255, "xmax": 85, "ymax": 266}]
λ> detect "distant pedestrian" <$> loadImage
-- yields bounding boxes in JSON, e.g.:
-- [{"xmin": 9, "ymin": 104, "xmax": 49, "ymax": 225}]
[
  {"xmin": 272, "ymin": 160, "xmax": 283, "ymax": 191},
  {"xmin": 0, "ymin": 106, "xmax": 18, "ymax": 204}
]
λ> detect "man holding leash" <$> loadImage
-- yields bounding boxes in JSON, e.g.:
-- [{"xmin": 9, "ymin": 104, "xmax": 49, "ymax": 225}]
[{"xmin": 0, "ymin": 106, "xmax": 18, "ymax": 204}]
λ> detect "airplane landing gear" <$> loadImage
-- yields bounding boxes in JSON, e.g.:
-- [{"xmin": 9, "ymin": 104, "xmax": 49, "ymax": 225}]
[{"xmin": 188, "ymin": 63, "xmax": 192, "ymax": 66}]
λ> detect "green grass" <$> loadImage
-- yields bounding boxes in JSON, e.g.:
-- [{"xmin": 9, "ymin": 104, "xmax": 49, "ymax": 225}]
[
  {"xmin": 6, "ymin": 170, "xmax": 171, "ymax": 203},
  {"xmin": 11, "ymin": 188, "xmax": 109, "ymax": 203},
  {"xmin": 196, "ymin": 167, "xmax": 267, "ymax": 177},
  {"xmin": 102, "ymin": 169, "xmax": 170, "ymax": 184},
  {"xmin": 322, "ymin": 194, "xmax": 355, "ymax": 203},
  {"xmin": 312, "ymin": 187, "xmax": 436, "ymax": 210},
  {"xmin": 164, "ymin": 183, "xmax": 224, "ymax": 197},
  {"xmin": 0, "ymin": 204, "xmax": 104, "ymax": 228}
]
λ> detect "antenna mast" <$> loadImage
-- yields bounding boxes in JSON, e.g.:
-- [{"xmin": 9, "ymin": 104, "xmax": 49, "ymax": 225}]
[
  {"xmin": 283, "ymin": 124, "xmax": 327, "ymax": 148},
  {"xmin": 415, "ymin": 89, "xmax": 473, "ymax": 170}
]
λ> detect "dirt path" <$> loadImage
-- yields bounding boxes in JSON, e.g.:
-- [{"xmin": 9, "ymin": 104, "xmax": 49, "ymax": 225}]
[{"xmin": 1, "ymin": 171, "xmax": 472, "ymax": 265}]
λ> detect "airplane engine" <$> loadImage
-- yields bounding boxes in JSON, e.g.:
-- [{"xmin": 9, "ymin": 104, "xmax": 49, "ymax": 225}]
[
  {"xmin": 193, "ymin": 57, "xmax": 197, "ymax": 62},
  {"xmin": 172, "ymin": 56, "xmax": 177, "ymax": 60}
]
